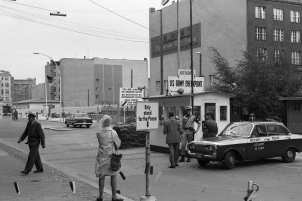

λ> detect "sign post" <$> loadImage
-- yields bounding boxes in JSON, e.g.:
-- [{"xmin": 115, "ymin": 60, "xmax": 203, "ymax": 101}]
[{"xmin": 136, "ymin": 101, "xmax": 158, "ymax": 201}]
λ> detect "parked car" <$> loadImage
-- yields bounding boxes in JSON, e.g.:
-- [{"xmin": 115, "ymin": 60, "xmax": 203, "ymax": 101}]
[
  {"xmin": 187, "ymin": 121, "xmax": 302, "ymax": 169},
  {"xmin": 65, "ymin": 113, "xmax": 93, "ymax": 128}
]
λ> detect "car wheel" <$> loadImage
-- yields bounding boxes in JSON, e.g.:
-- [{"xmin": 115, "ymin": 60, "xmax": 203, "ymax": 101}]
[
  {"xmin": 197, "ymin": 159, "xmax": 209, "ymax": 167},
  {"xmin": 282, "ymin": 148, "xmax": 296, "ymax": 163},
  {"xmin": 86, "ymin": 125, "xmax": 91, "ymax": 128},
  {"xmin": 224, "ymin": 151, "xmax": 236, "ymax": 169},
  {"xmin": 66, "ymin": 124, "xmax": 69, "ymax": 127}
]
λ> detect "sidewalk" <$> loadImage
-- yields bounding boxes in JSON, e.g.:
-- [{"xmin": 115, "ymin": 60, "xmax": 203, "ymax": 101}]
[{"xmin": 0, "ymin": 147, "xmax": 90, "ymax": 201}]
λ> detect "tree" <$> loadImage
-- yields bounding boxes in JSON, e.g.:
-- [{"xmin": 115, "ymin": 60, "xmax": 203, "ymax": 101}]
[{"xmin": 209, "ymin": 47, "xmax": 300, "ymax": 120}]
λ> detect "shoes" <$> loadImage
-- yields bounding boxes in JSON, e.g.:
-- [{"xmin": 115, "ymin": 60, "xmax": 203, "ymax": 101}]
[
  {"xmin": 96, "ymin": 197, "xmax": 103, "ymax": 201},
  {"xmin": 33, "ymin": 169, "xmax": 44, "ymax": 173},
  {"xmin": 168, "ymin": 166, "xmax": 175, "ymax": 168},
  {"xmin": 186, "ymin": 157, "xmax": 191, "ymax": 162},
  {"xmin": 179, "ymin": 156, "xmax": 185, "ymax": 162},
  {"xmin": 112, "ymin": 198, "xmax": 124, "ymax": 201},
  {"xmin": 21, "ymin": 170, "xmax": 29, "ymax": 175}
]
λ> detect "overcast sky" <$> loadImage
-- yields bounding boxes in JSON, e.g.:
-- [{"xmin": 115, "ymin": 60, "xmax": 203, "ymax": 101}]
[{"xmin": 0, "ymin": 0, "xmax": 164, "ymax": 84}]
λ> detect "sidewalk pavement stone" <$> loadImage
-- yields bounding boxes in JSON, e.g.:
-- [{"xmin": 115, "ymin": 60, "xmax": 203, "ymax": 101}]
[{"xmin": 0, "ymin": 142, "xmax": 110, "ymax": 201}]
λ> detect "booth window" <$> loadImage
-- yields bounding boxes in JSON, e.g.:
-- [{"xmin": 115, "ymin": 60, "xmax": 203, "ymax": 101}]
[
  {"xmin": 205, "ymin": 103, "xmax": 216, "ymax": 120},
  {"xmin": 220, "ymin": 106, "xmax": 227, "ymax": 121},
  {"xmin": 156, "ymin": 81, "xmax": 161, "ymax": 92}
]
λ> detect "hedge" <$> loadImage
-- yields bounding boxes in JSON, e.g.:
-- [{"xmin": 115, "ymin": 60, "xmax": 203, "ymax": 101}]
[{"xmin": 113, "ymin": 124, "xmax": 148, "ymax": 149}]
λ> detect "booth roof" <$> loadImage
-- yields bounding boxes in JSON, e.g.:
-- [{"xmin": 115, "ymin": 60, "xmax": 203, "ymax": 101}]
[{"xmin": 144, "ymin": 91, "xmax": 235, "ymax": 100}]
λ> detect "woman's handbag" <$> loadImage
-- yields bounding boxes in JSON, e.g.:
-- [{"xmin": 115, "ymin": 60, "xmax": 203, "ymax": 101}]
[{"xmin": 111, "ymin": 132, "xmax": 122, "ymax": 171}]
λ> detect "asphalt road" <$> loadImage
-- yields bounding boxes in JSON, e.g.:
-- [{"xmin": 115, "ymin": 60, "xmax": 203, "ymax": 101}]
[{"xmin": 1, "ymin": 117, "xmax": 302, "ymax": 201}]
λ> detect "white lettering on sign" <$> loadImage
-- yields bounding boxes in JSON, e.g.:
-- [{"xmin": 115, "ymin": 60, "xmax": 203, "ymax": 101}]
[
  {"xmin": 168, "ymin": 76, "xmax": 204, "ymax": 93},
  {"xmin": 120, "ymin": 88, "xmax": 143, "ymax": 107},
  {"xmin": 136, "ymin": 102, "xmax": 159, "ymax": 130}
]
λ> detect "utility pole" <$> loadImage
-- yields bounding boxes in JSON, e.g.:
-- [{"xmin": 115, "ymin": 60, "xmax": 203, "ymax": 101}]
[{"xmin": 190, "ymin": 0, "xmax": 194, "ymax": 109}]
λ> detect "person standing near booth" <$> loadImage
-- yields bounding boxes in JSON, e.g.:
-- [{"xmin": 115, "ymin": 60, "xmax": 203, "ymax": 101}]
[
  {"xmin": 163, "ymin": 112, "xmax": 182, "ymax": 168},
  {"xmin": 179, "ymin": 106, "xmax": 200, "ymax": 162},
  {"xmin": 203, "ymin": 113, "xmax": 218, "ymax": 138}
]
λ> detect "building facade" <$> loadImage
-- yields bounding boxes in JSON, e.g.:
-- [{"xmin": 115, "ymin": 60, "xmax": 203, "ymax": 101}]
[
  {"xmin": 48, "ymin": 57, "xmax": 148, "ymax": 107},
  {"xmin": 12, "ymin": 78, "xmax": 36, "ymax": 103},
  {"xmin": 0, "ymin": 70, "xmax": 12, "ymax": 114},
  {"xmin": 149, "ymin": 0, "xmax": 302, "ymax": 96}
]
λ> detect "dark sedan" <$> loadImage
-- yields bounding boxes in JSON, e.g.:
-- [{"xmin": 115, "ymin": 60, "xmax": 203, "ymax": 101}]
[
  {"xmin": 65, "ymin": 113, "xmax": 93, "ymax": 128},
  {"xmin": 187, "ymin": 122, "xmax": 302, "ymax": 169}
]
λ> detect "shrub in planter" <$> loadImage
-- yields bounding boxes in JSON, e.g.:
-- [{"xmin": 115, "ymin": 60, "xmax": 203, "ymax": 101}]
[{"xmin": 113, "ymin": 124, "xmax": 148, "ymax": 149}]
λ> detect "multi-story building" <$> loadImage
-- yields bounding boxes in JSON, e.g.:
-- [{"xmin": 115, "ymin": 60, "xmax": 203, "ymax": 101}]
[
  {"xmin": 149, "ymin": 0, "xmax": 302, "ymax": 96},
  {"xmin": 12, "ymin": 78, "xmax": 36, "ymax": 103},
  {"xmin": 0, "ymin": 70, "xmax": 12, "ymax": 114},
  {"xmin": 46, "ymin": 57, "xmax": 148, "ymax": 107}
]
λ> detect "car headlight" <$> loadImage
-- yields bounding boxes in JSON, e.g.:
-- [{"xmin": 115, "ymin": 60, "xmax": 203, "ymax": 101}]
[
  {"xmin": 188, "ymin": 143, "xmax": 195, "ymax": 150},
  {"xmin": 206, "ymin": 145, "xmax": 217, "ymax": 151}
]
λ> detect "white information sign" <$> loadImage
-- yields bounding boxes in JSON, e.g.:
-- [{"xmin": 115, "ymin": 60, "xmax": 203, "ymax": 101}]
[
  {"xmin": 136, "ymin": 102, "xmax": 159, "ymax": 130},
  {"xmin": 120, "ymin": 88, "xmax": 143, "ymax": 107}
]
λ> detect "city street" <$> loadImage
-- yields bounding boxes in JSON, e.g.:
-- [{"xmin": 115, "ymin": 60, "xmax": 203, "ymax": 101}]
[{"xmin": 1, "ymin": 117, "xmax": 302, "ymax": 201}]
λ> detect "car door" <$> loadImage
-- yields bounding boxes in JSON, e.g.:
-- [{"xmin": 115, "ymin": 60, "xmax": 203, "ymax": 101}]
[
  {"xmin": 267, "ymin": 124, "xmax": 291, "ymax": 157},
  {"xmin": 247, "ymin": 124, "xmax": 271, "ymax": 160}
]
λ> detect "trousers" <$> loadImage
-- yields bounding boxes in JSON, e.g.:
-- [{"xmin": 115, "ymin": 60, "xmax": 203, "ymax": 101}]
[
  {"xmin": 180, "ymin": 130, "xmax": 194, "ymax": 156},
  {"xmin": 168, "ymin": 143, "xmax": 180, "ymax": 167},
  {"xmin": 24, "ymin": 144, "xmax": 43, "ymax": 172}
]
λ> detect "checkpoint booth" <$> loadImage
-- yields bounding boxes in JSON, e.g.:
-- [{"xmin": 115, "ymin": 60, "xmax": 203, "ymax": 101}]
[{"xmin": 145, "ymin": 91, "xmax": 234, "ymax": 153}]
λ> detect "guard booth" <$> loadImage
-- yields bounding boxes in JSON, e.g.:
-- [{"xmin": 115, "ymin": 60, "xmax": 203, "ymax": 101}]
[{"xmin": 144, "ymin": 91, "xmax": 234, "ymax": 153}]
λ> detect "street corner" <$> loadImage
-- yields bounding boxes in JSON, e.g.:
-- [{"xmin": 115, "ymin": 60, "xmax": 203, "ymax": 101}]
[{"xmin": 43, "ymin": 126, "xmax": 72, "ymax": 131}]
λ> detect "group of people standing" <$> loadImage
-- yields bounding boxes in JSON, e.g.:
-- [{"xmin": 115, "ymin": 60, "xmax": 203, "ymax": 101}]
[{"xmin": 163, "ymin": 106, "xmax": 218, "ymax": 168}]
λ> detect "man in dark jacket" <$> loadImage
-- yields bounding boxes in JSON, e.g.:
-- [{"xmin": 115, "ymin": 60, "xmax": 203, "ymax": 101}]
[
  {"xmin": 203, "ymin": 113, "xmax": 218, "ymax": 138},
  {"xmin": 18, "ymin": 113, "xmax": 46, "ymax": 174},
  {"xmin": 163, "ymin": 112, "xmax": 182, "ymax": 168}
]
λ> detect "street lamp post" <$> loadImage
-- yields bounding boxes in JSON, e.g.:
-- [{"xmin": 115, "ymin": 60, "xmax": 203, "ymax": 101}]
[{"xmin": 33, "ymin": 52, "xmax": 63, "ymax": 121}]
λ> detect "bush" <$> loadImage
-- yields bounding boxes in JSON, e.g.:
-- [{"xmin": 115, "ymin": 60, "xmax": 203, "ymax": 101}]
[{"xmin": 113, "ymin": 124, "xmax": 148, "ymax": 149}]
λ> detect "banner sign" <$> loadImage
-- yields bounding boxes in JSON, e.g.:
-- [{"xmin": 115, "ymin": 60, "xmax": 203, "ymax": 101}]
[
  {"xmin": 120, "ymin": 88, "xmax": 143, "ymax": 107},
  {"xmin": 168, "ymin": 76, "xmax": 204, "ymax": 93},
  {"xmin": 136, "ymin": 102, "xmax": 159, "ymax": 130}
]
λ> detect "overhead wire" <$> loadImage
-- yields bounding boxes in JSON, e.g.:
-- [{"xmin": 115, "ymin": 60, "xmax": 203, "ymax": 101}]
[{"xmin": 0, "ymin": 3, "xmax": 149, "ymax": 43}]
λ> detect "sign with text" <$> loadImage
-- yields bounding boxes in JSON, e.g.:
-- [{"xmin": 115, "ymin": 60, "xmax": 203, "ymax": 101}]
[
  {"xmin": 120, "ymin": 88, "xmax": 143, "ymax": 107},
  {"xmin": 136, "ymin": 102, "xmax": 159, "ymax": 130},
  {"xmin": 168, "ymin": 76, "xmax": 205, "ymax": 93}
]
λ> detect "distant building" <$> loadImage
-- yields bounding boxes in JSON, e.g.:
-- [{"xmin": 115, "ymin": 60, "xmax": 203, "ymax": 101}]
[
  {"xmin": 149, "ymin": 0, "xmax": 302, "ymax": 96},
  {"xmin": 12, "ymin": 78, "xmax": 36, "ymax": 103},
  {"xmin": 31, "ymin": 83, "xmax": 45, "ymax": 100},
  {"xmin": 0, "ymin": 70, "xmax": 12, "ymax": 114},
  {"xmin": 45, "ymin": 57, "xmax": 148, "ymax": 107}
]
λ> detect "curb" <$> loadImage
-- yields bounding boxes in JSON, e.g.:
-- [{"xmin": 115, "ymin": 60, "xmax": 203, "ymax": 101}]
[{"xmin": 43, "ymin": 127, "xmax": 72, "ymax": 131}]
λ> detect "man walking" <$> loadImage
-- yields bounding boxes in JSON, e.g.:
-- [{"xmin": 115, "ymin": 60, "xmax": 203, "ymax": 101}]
[
  {"xmin": 163, "ymin": 112, "xmax": 182, "ymax": 168},
  {"xmin": 18, "ymin": 113, "xmax": 46, "ymax": 175},
  {"xmin": 179, "ymin": 106, "xmax": 200, "ymax": 162}
]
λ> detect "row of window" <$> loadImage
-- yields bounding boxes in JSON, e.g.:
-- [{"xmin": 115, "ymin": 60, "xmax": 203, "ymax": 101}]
[
  {"xmin": 256, "ymin": 47, "xmax": 302, "ymax": 65},
  {"xmin": 256, "ymin": 27, "xmax": 301, "ymax": 43},
  {"xmin": 255, "ymin": 6, "xmax": 301, "ymax": 23}
]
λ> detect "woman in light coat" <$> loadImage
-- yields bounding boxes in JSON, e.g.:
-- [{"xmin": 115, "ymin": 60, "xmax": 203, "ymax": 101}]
[{"xmin": 95, "ymin": 115, "xmax": 123, "ymax": 201}]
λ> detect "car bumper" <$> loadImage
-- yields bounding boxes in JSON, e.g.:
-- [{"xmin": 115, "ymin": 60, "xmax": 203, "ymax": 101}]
[
  {"xmin": 188, "ymin": 151, "xmax": 217, "ymax": 160},
  {"xmin": 74, "ymin": 123, "xmax": 93, "ymax": 125}
]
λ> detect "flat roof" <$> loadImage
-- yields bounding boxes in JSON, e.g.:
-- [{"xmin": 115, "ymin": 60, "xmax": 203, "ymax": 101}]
[{"xmin": 144, "ymin": 91, "xmax": 235, "ymax": 100}]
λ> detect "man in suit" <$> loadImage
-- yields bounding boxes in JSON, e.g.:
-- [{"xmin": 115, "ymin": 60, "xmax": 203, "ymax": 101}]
[
  {"xmin": 163, "ymin": 112, "xmax": 182, "ymax": 168},
  {"xmin": 18, "ymin": 113, "xmax": 46, "ymax": 175}
]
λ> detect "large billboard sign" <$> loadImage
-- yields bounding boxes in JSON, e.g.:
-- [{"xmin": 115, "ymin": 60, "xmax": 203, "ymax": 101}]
[{"xmin": 120, "ymin": 88, "xmax": 143, "ymax": 107}]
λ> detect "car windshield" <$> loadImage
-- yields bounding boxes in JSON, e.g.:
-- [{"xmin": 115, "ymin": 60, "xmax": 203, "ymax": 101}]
[
  {"xmin": 74, "ymin": 113, "xmax": 89, "ymax": 118},
  {"xmin": 219, "ymin": 122, "xmax": 253, "ymax": 137}
]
